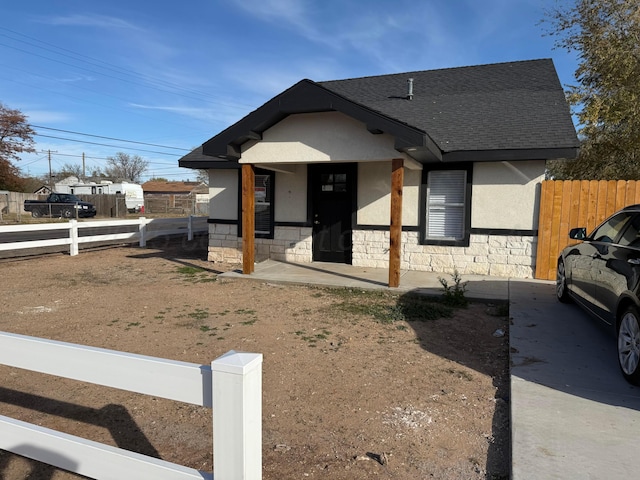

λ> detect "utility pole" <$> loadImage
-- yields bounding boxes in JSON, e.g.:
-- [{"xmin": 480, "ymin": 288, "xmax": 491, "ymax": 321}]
[
  {"xmin": 40, "ymin": 149, "xmax": 59, "ymax": 189},
  {"xmin": 82, "ymin": 152, "xmax": 86, "ymax": 180},
  {"xmin": 43, "ymin": 149, "xmax": 58, "ymax": 189}
]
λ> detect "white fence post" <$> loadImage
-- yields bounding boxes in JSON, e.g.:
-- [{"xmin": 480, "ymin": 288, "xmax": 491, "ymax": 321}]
[
  {"xmin": 139, "ymin": 216, "xmax": 147, "ymax": 247},
  {"xmin": 212, "ymin": 351, "xmax": 263, "ymax": 480},
  {"xmin": 188, "ymin": 215, "xmax": 194, "ymax": 241},
  {"xmin": 69, "ymin": 220, "xmax": 79, "ymax": 256}
]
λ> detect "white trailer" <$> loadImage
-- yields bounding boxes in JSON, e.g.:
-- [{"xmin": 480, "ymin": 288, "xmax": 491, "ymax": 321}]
[{"xmin": 54, "ymin": 181, "xmax": 145, "ymax": 213}]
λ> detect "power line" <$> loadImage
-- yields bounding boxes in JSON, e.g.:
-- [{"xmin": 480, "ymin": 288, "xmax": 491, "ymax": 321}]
[
  {"xmin": 34, "ymin": 133, "xmax": 184, "ymax": 156},
  {"xmin": 24, "ymin": 151, "xmax": 185, "ymax": 168},
  {"xmin": 0, "ymin": 27, "xmax": 256, "ymax": 110},
  {"xmin": 0, "ymin": 70, "xmax": 215, "ymax": 138},
  {"xmin": 32, "ymin": 125, "xmax": 191, "ymax": 151}
]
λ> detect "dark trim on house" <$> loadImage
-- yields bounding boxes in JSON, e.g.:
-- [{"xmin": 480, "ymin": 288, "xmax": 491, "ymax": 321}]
[
  {"xmin": 180, "ymin": 159, "xmax": 241, "ymax": 169},
  {"xmin": 354, "ymin": 224, "xmax": 420, "ymax": 232},
  {"xmin": 419, "ymin": 162, "xmax": 473, "ymax": 247},
  {"xmin": 201, "ymin": 224, "xmax": 548, "ymax": 243},
  {"xmin": 470, "ymin": 228, "xmax": 538, "ymax": 236},
  {"xmin": 441, "ymin": 147, "xmax": 579, "ymax": 163},
  {"xmin": 275, "ymin": 221, "xmax": 312, "ymax": 228},
  {"xmin": 207, "ymin": 218, "xmax": 238, "ymax": 224}
]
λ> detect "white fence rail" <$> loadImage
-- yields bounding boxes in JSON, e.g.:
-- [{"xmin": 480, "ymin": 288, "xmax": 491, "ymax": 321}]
[
  {"xmin": 0, "ymin": 216, "xmax": 208, "ymax": 256},
  {"xmin": 0, "ymin": 331, "xmax": 262, "ymax": 479}
]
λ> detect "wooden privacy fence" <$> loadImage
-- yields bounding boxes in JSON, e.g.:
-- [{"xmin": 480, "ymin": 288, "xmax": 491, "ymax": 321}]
[
  {"xmin": 0, "ymin": 331, "xmax": 263, "ymax": 480},
  {"xmin": 535, "ymin": 180, "xmax": 640, "ymax": 280}
]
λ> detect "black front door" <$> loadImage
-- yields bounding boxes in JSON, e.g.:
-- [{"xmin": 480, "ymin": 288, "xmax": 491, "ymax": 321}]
[{"xmin": 310, "ymin": 163, "xmax": 356, "ymax": 263}]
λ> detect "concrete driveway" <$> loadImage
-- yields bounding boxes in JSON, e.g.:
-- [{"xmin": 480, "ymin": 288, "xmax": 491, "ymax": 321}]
[{"xmin": 510, "ymin": 280, "xmax": 640, "ymax": 479}]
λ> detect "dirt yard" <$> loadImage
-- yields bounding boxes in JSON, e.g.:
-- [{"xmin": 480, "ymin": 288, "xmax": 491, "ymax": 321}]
[{"xmin": 0, "ymin": 236, "xmax": 510, "ymax": 479}]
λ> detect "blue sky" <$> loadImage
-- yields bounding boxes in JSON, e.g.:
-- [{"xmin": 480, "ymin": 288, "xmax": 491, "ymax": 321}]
[{"xmin": 1, "ymin": 0, "xmax": 577, "ymax": 183}]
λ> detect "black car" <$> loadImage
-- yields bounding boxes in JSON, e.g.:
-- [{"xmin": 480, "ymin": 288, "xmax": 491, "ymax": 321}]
[{"xmin": 556, "ymin": 204, "xmax": 640, "ymax": 386}]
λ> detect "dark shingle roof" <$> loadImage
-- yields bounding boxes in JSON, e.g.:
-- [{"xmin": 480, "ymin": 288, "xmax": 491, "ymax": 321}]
[
  {"xmin": 181, "ymin": 59, "xmax": 578, "ymax": 167},
  {"xmin": 319, "ymin": 59, "xmax": 578, "ymax": 154}
]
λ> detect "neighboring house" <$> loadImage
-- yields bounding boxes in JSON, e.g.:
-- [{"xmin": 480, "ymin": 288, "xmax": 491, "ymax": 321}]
[
  {"xmin": 33, "ymin": 185, "xmax": 53, "ymax": 196},
  {"xmin": 179, "ymin": 59, "xmax": 579, "ymax": 283},
  {"xmin": 141, "ymin": 181, "xmax": 208, "ymax": 215}
]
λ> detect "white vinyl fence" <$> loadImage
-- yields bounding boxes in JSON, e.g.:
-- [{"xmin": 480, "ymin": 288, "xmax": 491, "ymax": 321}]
[
  {"xmin": 0, "ymin": 216, "xmax": 208, "ymax": 256},
  {"xmin": 0, "ymin": 331, "xmax": 262, "ymax": 479}
]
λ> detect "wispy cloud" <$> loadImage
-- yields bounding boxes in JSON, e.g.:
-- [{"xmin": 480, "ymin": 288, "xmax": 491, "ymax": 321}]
[
  {"xmin": 226, "ymin": 0, "xmax": 473, "ymax": 74},
  {"xmin": 38, "ymin": 14, "xmax": 144, "ymax": 32},
  {"xmin": 37, "ymin": 13, "xmax": 178, "ymax": 62},
  {"xmin": 25, "ymin": 109, "xmax": 72, "ymax": 124},
  {"xmin": 57, "ymin": 75, "xmax": 96, "ymax": 83},
  {"xmin": 129, "ymin": 103, "xmax": 247, "ymax": 128},
  {"xmin": 229, "ymin": 0, "xmax": 310, "ymax": 31}
]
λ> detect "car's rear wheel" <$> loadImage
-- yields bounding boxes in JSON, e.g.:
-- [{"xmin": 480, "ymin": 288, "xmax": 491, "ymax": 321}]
[
  {"xmin": 556, "ymin": 259, "xmax": 571, "ymax": 303},
  {"xmin": 31, "ymin": 209, "xmax": 41, "ymax": 218},
  {"xmin": 62, "ymin": 208, "xmax": 74, "ymax": 218},
  {"xmin": 617, "ymin": 305, "xmax": 640, "ymax": 386}
]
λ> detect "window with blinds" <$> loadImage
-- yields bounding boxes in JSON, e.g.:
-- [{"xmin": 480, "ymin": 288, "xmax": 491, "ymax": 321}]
[
  {"xmin": 425, "ymin": 170, "xmax": 466, "ymax": 240},
  {"xmin": 255, "ymin": 173, "xmax": 272, "ymax": 236}
]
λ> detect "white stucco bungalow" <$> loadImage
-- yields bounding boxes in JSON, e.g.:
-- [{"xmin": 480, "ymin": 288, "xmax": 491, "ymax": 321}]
[{"xmin": 179, "ymin": 59, "xmax": 579, "ymax": 286}]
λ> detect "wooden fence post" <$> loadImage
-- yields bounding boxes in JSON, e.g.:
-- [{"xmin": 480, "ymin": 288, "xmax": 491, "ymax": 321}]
[{"xmin": 212, "ymin": 351, "xmax": 263, "ymax": 480}]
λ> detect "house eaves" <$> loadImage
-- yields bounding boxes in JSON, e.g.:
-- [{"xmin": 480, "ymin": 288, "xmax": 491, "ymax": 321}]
[{"xmin": 196, "ymin": 79, "xmax": 441, "ymax": 164}]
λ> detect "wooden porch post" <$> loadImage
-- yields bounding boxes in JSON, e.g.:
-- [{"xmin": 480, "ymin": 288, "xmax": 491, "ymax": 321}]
[
  {"xmin": 389, "ymin": 158, "xmax": 404, "ymax": 288},
  {"xmin": 242, "ymin": 163, "xmax": 255, "ymax": 274}
]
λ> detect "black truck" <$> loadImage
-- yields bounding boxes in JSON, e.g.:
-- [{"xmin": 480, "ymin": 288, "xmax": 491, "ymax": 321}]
[{"xmin": 24, "ymin": 193, "xmax": 97, "ymax": 218}]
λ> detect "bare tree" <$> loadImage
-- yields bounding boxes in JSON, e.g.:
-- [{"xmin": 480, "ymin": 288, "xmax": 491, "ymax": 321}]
[
  {"xmin": 53, "ymin": 163, "xmax": 85, "ymax": 181},
  {"xmin": 104, "ymin": 152, "xmax": 149, "ymax": 183},
  {"xmin": 196, "ymin": 169, "xmax": 209, "ymax": 185},
  {"xmin": 0, "ymin": 103, "xmax": 36, "ymax": 191}
]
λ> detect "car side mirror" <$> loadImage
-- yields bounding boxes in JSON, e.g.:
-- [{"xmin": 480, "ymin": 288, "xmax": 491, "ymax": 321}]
[{"xmin": 569, "ymin": 227, "xmax": 587, "ymax": 240}]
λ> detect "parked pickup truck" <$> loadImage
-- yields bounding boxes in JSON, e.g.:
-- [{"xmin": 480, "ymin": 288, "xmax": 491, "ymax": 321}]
[{"xmin": 24, "ymin": 193, "xmax": 97, "ymax": 218}]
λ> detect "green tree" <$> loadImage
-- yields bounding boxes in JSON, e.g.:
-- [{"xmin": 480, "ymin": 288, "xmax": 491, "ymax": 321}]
[
  {"xmin": 0, "ymin": 103, "xmax": 35, "ymax": 190},
  {"xmin": 544, "ymin": 0, "xmax": 640, "ymax": 179},
  {"xmin": 104, "ymin": 152, "xmax": 149, "ymax": 183}
]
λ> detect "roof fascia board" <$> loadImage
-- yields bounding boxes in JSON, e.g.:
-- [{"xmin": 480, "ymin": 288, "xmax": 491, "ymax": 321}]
[
  {"xmin": 179, "ymin": 159, "xmax": 240, "ymax": 170},
  {"xmin": 441, "ymin": 147, "xmax": 579, "ymax": 163}
]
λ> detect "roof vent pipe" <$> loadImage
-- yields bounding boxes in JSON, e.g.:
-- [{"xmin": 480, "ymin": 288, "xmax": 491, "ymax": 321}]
[{"xmin": 407, "ymin": 78, "xmax": 414, "ymax": 100}]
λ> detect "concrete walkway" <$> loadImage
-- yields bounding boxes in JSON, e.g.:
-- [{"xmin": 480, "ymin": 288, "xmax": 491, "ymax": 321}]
[
  {"xmin": 220, "ymin": 259, "xmax": 510, "ymax": 301},
  {"xmin": 220, "ymin": 260, "xmax": 640, "ymax": 478}
]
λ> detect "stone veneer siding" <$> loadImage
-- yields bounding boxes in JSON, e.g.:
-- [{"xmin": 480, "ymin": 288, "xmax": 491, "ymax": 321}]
[
  {"xmin": 208, "ymin": 224, "xmax": 313, "ymax": 264},
  {"xmin": 207, "ymin": 224, "xmax": 536, "ymax": 278},
  {"xmin": 352, "ymin": 230, "xmax": 537, "ymax": 278}
]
